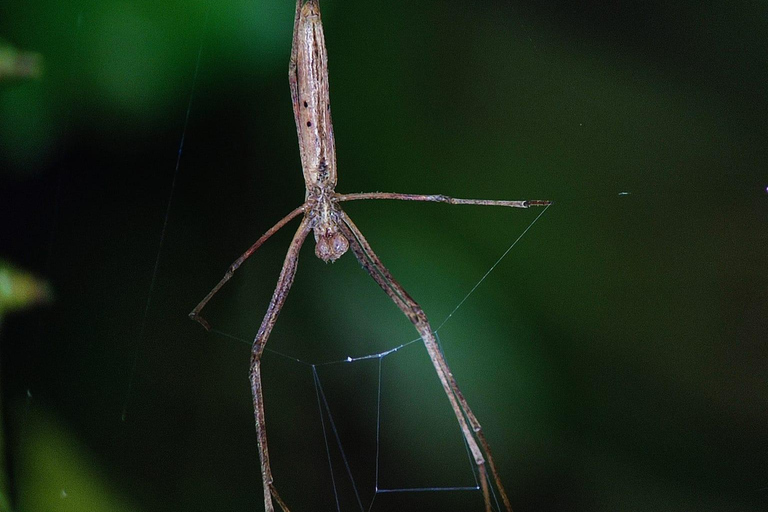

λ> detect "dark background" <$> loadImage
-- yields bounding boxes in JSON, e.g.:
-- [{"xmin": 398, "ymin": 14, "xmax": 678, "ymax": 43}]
[{"xmin": 1, "ymin": 0, "xmax": 766, "ymax": 511}]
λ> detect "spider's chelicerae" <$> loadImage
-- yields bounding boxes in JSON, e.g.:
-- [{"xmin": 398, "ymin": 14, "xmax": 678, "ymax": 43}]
[{"xmin": 190, "ymin": 1, "xmax": 550, "ymax": 511}]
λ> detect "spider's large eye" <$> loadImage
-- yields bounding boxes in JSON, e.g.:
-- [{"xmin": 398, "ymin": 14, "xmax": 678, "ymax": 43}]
[
  {"xmin": 315, "ymin": 237, "xmax": 331, "ymax": 261},
  {"xmin": 331, "ymin": 232, "xmax": 349, "ymax": 257}
]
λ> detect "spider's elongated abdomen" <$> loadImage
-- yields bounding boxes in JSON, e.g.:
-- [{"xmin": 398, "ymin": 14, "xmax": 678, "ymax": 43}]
[{"xmin": 295, "ymin": 0, "xmax": 337, "ymax": 192}]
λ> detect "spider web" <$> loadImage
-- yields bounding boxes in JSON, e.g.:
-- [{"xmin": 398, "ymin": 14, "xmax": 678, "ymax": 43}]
[{"xmin": 206, "ymin": 204, "xmax": 550, "ymax": 512}]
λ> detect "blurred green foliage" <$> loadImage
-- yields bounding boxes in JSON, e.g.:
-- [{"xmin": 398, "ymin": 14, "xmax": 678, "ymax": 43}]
[
  {"xmin": 15, "ymin": 411, "xmax": 137, "ymax": 512},
  {"xmin": 0, "ymin": 261, "xmax": 51, "ymax": 512},
  {"xmin": 0, "ymin": 44, "xmax": 43, "ymax": 82},
  {"xmin": 0, "ymin": 261, "xmax": 52, "ymax": 316}
]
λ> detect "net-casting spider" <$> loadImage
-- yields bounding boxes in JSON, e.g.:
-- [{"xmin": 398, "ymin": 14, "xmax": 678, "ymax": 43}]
[{"xmin": 190, "ymin": 1, "xmax": 550, "ymax": 511}]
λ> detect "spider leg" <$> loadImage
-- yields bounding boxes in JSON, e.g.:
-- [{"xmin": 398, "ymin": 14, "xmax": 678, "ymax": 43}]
[
  {"xmin": 337, "ymin": 191, "xmax": 551, "ymax": 209},
  {"xmin": 250, "ymin": 216, "xmax": 312, "ymax": 512},
  {"xmin": 189, "ymin": 204, "xmax": 305, "ymax": 330},
  {"xmin": 338, "ymin": 211, "xmax": 513, "ymax": 512}
]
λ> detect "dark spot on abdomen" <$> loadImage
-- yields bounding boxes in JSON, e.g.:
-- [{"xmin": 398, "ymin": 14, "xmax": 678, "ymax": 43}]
[{"xmin": 318, "ymin": 159, "xmax": 329, "ymax": 181}]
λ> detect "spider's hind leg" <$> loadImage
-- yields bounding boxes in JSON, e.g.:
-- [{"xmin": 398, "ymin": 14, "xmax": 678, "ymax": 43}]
[
  {"xmin": 338, "ymin": 211, "xmax": 513, "ymax": 512},
  {"xmin": 249, "ymin": 217, "xmax": 311, "ymax": 512}
]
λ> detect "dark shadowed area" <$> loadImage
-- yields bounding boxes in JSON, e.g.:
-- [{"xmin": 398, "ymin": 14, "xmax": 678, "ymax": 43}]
[{"xmin": 1, "ymin": 0, "xmax": 766, "ymax": 511}]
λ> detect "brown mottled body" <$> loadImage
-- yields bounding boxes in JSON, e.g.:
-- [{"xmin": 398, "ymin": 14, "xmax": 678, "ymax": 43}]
[
  {"xmin": 190, "ymin": 1, "xmax": 551, "ymax": 511},
  {"xmin": 290, "ymin": 0, "xmax": 347, "ymax": 263},
  {"xmin": 293, "ymin": 0, "xmax": 337, "ymax": 190}
]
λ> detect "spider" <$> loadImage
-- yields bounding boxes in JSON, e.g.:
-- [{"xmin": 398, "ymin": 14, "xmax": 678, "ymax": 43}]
[{"xmin": 190, "ymin": 1, "xmax": 550, "ymax": 511}]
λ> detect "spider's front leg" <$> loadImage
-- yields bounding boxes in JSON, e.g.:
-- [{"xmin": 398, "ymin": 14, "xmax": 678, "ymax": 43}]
[
  {"xmin": 338, "ymin": 212, "xmax": 514, "ymax": 512},
  {"xmin": 337, "ymin": 191, "xmax": 551, "ymax": 209},
  {"xmin": 189, "ymin": 205, "xmax": 305, "ymax": 330},
  {"xmin": 250, "ymin": 217, "xmax": 311, "ymax": 512}
]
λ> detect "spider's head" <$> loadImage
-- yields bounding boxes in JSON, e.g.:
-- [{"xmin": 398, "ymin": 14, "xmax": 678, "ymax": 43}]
[{"xmin": 314, "ymin": 227, "xmax": 349, "ymax": 262}]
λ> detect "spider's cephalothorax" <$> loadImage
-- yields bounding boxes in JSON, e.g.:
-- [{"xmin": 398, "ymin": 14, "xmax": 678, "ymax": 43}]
[{"xmin": 308, "ymin": 191, "xmax": 348, "ymax": 262}]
